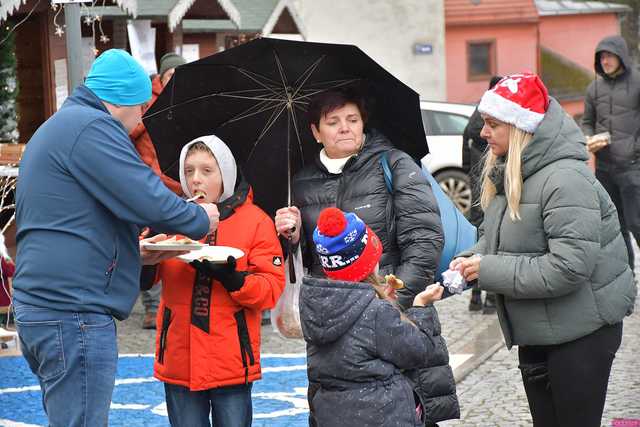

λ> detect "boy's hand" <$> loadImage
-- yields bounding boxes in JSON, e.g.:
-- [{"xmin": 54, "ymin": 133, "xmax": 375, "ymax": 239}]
[
  {"xmin": 190, "ymin": 256, "xmax": 247, "ymax": 292},
  {"xmin": 413, "ymin": 284, "xmax": 444, "ymax": 307}
]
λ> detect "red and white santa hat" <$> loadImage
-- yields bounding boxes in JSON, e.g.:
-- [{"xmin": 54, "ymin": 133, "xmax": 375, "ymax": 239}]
[{"xmin": 477, "ymin": 73, "xmax": 550, "ymax": 134}]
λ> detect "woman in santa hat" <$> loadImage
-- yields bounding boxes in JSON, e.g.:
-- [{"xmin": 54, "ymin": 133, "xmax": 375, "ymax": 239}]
[{"xmin": 451, "ymin": 73, "xmax": 636, "ymax": 427}]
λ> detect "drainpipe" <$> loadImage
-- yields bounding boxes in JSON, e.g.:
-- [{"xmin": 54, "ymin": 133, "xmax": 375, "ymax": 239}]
[{"xmin": 535, "ymin": 21, "xmax": 541, "ymax": 74}]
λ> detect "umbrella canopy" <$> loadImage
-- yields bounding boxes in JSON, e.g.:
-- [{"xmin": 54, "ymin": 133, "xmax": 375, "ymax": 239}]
[{"xmin": 143, "ymin": 37, "xmax": 428, "ymax": 217}]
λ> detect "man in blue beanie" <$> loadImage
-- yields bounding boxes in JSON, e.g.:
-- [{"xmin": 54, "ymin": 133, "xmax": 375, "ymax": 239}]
[{"xmin": 12, "ymin": 49, "xmax": 220, "ymax": 426}]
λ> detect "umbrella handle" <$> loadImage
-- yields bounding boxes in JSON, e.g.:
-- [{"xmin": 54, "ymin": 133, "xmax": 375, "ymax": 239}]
[{"xmin": 288, "ymin": 240, "xmax": 297, "ymax": 283}]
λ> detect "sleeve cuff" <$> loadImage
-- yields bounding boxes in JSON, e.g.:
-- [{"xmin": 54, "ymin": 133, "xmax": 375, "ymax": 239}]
[{"xmin": 478, "ymin": 254, "xmax": 515, "ymax": 294}]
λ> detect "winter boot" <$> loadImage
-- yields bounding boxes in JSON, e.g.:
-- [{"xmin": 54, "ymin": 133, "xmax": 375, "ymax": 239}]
[
  {"xmin": 468, "ymin": 285, "xmax": 482, "ymax": 311},
  {"xmin": 142, "ymin": 311, "xmax": 157, "ymax": 330}
]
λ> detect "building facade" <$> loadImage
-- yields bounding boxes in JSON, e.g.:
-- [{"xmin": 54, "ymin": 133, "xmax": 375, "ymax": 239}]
[
  {"xmin": 445, "ymin": 0, "xmax": 628, "ymax": 117},
  {"xmin": 293, "ymin": 0, "xmax": 447, "ymax": 101}
]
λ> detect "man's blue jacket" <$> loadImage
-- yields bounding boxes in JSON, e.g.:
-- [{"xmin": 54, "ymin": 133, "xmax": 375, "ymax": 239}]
[{"xmin": 13, "ymin": 85, "xmax": 209, "ymax": 320}]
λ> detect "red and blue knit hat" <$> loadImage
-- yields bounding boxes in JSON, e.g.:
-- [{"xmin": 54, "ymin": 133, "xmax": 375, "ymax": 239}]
[{"xmin": 313, "ymin": 207, "xmax": 383, "ymax": 282}]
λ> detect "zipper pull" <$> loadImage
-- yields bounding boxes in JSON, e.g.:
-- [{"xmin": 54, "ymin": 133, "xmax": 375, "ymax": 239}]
[{"xmin": 105, "ymin": 260, "xmax": 116, "ymax": 276}]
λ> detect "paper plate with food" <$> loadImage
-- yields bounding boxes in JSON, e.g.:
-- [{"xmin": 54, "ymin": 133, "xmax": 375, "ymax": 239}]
[
  {"xmin": 142, "ymin": 236, "xmax": 204, "ymax": 251},
  {"xmin": 178, "ymin": 246, "xmax": 245, "ymax": 264}
]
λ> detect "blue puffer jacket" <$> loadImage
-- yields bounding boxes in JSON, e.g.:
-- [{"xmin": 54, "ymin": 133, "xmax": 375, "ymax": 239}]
[{"xmin": 13, "ymin": 85, "xmax": 209, "ymax": 320}]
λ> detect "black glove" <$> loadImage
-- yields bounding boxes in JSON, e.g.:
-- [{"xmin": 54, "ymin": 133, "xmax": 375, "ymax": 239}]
[
  {"xmin": 139, "ymin": 265, "xmax": 158, "ymax": 291},
  {"xmin": 190, "ymin": 256, "xmax": 247, "ymax": 292}
]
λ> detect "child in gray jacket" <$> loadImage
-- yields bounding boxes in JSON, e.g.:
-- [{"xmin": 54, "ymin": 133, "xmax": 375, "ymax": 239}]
[{"xmin": 300, "ymin": 207, "xmax": 457, "ymax": 427}]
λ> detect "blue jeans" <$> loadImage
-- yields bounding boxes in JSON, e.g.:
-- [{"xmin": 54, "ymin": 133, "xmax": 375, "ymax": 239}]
[
  {"xmin": 13, "ymin": 301, "xmax": 118, "ymax": 427},
  {"xmin": 164, "ymin": 382, "xmax": 253, "ymax": 427}
]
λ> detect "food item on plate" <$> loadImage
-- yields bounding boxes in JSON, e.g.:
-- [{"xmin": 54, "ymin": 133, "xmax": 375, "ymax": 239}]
[
  {"xmin": 192, "ymin": 191, "xmax": 206, "ymax": 201},
  {"xmin": 384, "ymin": 274, "xmax": 405, "ymax": 289},
  {"xmin": 154, "ymin": 236, "xmax": 199, "ymax": 245}
]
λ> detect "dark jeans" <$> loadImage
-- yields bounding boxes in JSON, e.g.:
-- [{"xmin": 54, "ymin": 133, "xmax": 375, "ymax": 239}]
[
  {"xmin": 164, "ymin": 382, "xmax": 253, "ymax": 427},
  {"xmin": 596, "ymin": 167, "xmax": 640, "ymax": 269},
  {"xmin": 518, "ymin": 322, "xmax": 623, "ymax": 427}
]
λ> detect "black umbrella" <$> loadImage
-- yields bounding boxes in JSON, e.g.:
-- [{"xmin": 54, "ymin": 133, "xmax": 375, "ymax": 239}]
[{"xmin": 143, "ymin": 37, "xmax": 428, "ymax": 218}]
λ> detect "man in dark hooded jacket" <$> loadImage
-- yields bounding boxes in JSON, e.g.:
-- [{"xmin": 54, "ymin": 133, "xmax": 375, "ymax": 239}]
[{"xmin": 582, "ymin": 35, "xmax": 640, "ymax": 269}]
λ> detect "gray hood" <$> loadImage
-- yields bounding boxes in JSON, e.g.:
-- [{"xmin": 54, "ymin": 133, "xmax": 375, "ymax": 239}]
[
  {"xmin": 521, "ymin": 98, "xmax": 588, "ymax": 180},
  {"xmin": 595, "ymin": 35, "xmax": 631, "ymax": 79},
  {"xmin": 300, "ymin": 277, "xmax": 375, "ymax": 345},
  {"xmin": 179, "ymin": 134, "xmax": 237, "ymax": 203}
]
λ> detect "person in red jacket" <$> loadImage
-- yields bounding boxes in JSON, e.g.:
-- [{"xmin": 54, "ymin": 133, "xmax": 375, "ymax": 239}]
[
  {"xmin": 151, "ymin": 134, "xmax": 285, "ymax": 427},
  {"xmin": 130, "ymin": 52, "xmax": 184, "ymax": 195},
  {"xmin": 131, "ymin": 53, "xmax": 186, "ymax": 329},
  {"xmin": 0, "ymin": 235, "xmax": 15, "ymax": 327}
]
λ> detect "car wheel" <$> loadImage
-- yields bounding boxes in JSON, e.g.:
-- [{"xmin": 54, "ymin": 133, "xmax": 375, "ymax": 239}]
[{"xmin": 434, "ymin": 169, "xmax": 472, "ymax": 216}]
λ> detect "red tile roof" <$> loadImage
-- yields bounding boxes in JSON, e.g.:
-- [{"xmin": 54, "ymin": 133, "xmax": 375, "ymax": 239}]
[{"xmin": 446, "ymin": 0, "xmax": 539, "ymax": 26}]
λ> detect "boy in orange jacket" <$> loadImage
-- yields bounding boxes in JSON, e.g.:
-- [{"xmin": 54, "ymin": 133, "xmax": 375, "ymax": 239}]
[{"xmin": 151, "ymin": 134, "xmax": 285, "ymax": 427}]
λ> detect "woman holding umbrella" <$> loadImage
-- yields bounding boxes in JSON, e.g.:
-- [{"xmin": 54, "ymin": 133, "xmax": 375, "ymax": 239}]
[
  {"xmin": 275, "ymin": 88, "xmax": 457, "ymax": 426},
  {"xmin": 275, "ymin": 87, "xmax": 443, "ymax": 309}
]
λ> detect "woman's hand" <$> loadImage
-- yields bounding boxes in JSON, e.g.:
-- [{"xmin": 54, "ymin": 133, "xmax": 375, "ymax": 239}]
[
  {"xmin": 275, "ymin": 206, "xmax": 301, "ymax": 244},
  {"xmin": 458, "ymin": 255, "xmax": 482, "ymax": 283},
  {"xmin": 413, "ymin": 284, "xmax": 444, "ymax": 307},
  {"xmin": 449, "ymin": 257, "xmax": 465, "ymax": 271}
]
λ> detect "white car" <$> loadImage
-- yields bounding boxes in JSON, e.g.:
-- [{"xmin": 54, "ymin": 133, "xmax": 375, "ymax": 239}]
[{"xmin": 420, "ymin": 100, "xmax": 476, "ymax": 215}]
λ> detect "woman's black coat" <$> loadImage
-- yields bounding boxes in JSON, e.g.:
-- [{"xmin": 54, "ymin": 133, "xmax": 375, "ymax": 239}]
[{"xmin": 293, "ymin": 129, "xmax": 443, "ymax": 309}]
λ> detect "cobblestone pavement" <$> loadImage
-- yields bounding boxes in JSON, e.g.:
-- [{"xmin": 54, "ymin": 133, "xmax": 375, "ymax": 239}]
[{"xmin": 439, "ymin": 244, "xmax": 640, "ymax": 427}]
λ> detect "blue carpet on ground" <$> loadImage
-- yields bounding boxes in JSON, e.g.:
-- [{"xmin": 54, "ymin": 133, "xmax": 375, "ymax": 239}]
[{"xmin": 0, "ymin": 354, "xmax": 309, "ymax": 426}]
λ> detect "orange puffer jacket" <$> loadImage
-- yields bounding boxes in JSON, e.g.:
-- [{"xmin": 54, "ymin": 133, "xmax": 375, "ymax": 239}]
[
  {"xmin": 129, "ymin": 76, "xmax": 183, "ymax": 195},
  {"xmin": 153, "ymin": 184, "xmax": 285, "ymax": 390}
]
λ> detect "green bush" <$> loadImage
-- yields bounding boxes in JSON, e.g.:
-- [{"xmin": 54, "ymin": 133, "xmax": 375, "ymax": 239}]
[{"xmin": 0, "ymin": 24, "xmax": 18, "ymax": 143}]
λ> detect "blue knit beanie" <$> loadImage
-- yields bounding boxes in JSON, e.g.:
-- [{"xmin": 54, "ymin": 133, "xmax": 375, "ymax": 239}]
[
  {"xmin": 85, "ymin": 49, "xmax": 152, "ymax": 106},
  {"xmin": 313, "ymin": 207, "xmax": 382, "ymax": 282}
]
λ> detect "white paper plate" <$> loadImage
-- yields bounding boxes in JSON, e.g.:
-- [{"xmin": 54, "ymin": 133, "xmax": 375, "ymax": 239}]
[
  {"xmin": 141, "ymin": 242, "xmax": 204, "ymax": 251},
  {"xmin": 177, "ymin": 246, "xmax": 245, "ymax": 263}
]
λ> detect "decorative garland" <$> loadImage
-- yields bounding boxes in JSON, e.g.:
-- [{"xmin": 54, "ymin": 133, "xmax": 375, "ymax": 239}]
[{"xmin": 52, "ymin": 0, "xmax": 110, "ymax": 54}]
